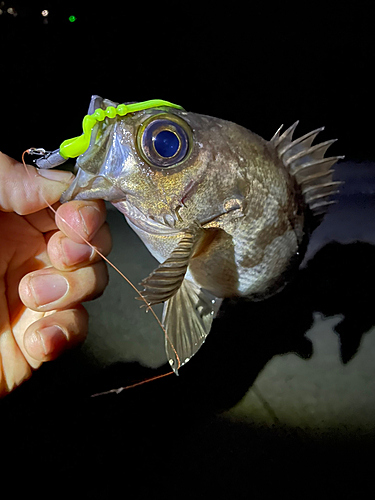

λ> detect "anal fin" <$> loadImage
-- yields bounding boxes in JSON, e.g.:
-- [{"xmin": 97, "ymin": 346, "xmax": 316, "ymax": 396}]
[{"xmin": 162, "ymin": 279, "xmax": 221, "ymax": 374}]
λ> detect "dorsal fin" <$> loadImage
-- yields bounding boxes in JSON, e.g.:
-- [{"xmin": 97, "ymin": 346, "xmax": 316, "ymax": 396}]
[{"xmin": 271, "ymin": 122, "xmax": 344, "ymax": 221}]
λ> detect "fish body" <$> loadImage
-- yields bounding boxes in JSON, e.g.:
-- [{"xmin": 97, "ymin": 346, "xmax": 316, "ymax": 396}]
[{"xmin": 59, "ymin": 96, "xmax": 342, "ymax": 372}]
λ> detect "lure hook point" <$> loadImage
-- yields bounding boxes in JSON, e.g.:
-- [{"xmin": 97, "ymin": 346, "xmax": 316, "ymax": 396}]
[{"xmin": 26, "ymin": 147, "xmax": 48, "ymax": 156}]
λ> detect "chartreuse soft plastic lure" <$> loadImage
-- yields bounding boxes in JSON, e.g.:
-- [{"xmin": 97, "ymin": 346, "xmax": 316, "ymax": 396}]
[{"xmin": 59, "ymin": 100, "xmax": 184, "ymax": 159}]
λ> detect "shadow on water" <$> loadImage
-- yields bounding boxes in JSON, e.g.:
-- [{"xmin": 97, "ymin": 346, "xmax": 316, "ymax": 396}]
[
  {"xmin": 301, "ymin": 241, "xmax": 375, "ymax": 364},
  {"xmin": 166, "ymin": 240, "xmax": 375, "ymax": 413},
  {"xmin": 36, "ymin": 240, "xmax": 374, "ymax": 409},
  {"xmin": 7, "ymin": 241, "xmax": 375, "ymax": 410},
  {"xmin": 4, "ymin": 240, "xmax": 374, "ymax": 414},
  {"xmin": 2, "ymin": 242, "xmax": 375, "ymax": 496}
]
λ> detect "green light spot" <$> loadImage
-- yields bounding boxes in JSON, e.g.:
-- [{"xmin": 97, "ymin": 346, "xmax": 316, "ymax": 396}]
[{"xmin": 68, "ymin": 15, "xmax": 76, "ymax": 22}]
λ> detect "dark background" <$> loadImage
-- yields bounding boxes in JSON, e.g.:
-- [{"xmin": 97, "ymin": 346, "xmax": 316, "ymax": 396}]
[
  {"xmin": 1, "ymin": 1, "xmax": 373, "ymax": 162},
  {"xmin": 1, "ymin": 2, "xmax": 375, "ymax": 498}
]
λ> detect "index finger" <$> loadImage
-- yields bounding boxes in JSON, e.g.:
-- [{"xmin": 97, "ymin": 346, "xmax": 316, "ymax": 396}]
[
  {"xmin": 0, "ymin": 152, "xmax": 74, "ymax": 215},
  {"xmin": 55, "ymin": 199, "xmax": 107, "ymax": 244}
]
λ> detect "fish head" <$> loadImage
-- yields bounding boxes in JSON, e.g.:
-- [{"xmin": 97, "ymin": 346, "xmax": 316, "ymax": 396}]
[{"xmin": 61, "ymin": 97, "xmax": 259, "ymax": 231}]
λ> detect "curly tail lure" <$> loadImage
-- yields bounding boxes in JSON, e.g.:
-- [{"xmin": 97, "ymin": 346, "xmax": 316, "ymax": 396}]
[
  {"xmin": 60, "ymin": 99, "xmax": 183, "ymax": 159},
  {"xmin": 29, "ymin": 99, "xmax": 184, "ymax": 168}
]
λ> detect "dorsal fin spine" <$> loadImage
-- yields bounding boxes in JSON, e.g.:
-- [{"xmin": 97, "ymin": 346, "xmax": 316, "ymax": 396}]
[{"xmin": 271, "ymin": 122, "xmax": 343, "ymax": 220}]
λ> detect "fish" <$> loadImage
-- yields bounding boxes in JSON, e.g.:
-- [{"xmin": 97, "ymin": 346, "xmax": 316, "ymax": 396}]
[{"xmin": 36, "ymin": 96, "xmax": 343, "ymax": 374}]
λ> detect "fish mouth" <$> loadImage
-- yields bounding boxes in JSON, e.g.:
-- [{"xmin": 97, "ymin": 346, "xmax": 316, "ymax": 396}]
[
  {"xmin": 61, "ymin": 95, "xmax": 131, "ymax": 203},
  {"xmin": 60, "ymin": 171, "xmax": 126, "ymax": 203}
]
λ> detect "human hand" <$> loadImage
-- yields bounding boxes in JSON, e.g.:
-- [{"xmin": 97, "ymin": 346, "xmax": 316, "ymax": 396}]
[{"xmin": 0, "ymin": 152, "xmax": 111, "ymax": 396}]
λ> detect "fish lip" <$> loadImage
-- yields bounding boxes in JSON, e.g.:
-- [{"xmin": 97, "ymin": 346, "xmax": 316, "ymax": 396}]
[{"xmin": 60, "ymin": 170, "xmax": 127, "ymax": 203}]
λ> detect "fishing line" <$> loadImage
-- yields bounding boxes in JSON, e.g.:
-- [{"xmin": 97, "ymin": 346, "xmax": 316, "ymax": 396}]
[
  {"xmin": 21, "ymin": 149, "xmax": 181, "ymax": 390},
  {"xmin": 91, "ymin": 371, "xmax": 173, "ymax": 397}
]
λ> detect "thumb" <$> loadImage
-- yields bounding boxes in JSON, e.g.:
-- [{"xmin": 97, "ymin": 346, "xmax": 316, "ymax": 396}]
[{"xmin": 0, "ymin": 151, "xmax": 74, "ymax": 215}]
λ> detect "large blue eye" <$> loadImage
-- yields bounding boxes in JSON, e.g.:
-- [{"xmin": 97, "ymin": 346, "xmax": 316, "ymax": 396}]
[
  {"xmin": 154, "ymin": 130, "xmax": 180, "ymax": 158},
  {"xmin": 138, "ymin": 115, "xmax": 192, "ymax": 168}
]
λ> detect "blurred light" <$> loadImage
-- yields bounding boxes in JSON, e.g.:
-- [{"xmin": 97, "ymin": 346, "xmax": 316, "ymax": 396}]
[
  {"xmin": 41, "ymin": 9, "xmax": 49, "ymax": 17},
  {"xmin": 68, "ymin": 15, "xmax": 76, "ymax": 22},
  {"xmin": 0, "ymin": 9, "xmax": 3, "ymax": 15},
  {"xmin": 5, "ymin": 6, "xmax": 17, "ymax": 16}
]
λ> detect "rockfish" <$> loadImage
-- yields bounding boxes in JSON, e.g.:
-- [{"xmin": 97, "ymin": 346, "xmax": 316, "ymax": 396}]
[{"xmin": 36, "ymin": 96, "xmax": 343, "ymax": 373}]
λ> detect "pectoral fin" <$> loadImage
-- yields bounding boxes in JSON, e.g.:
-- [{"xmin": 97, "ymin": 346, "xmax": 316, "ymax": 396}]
[
  {"xmin": 162, "ymin": 279, "xmax": 221, "ymax": 374},
  {"xmin": 138, "ymin": 226, "xmax": 203, "ymax": 306}
]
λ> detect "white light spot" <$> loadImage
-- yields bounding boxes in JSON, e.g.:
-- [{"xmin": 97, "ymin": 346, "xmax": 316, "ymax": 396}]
[
  {"xmin": 41, "ymin": 9, "xmax": 49, "ymax": 16},
  {"xmin": 184, "ymin": 358, "xmax": 190, "ymax": 363},
  {"xmin": 168, "ymin": 359, "xmax": 174, "ymax": 366},
  {"xmin": 210, "ymin": 311, "xmax": 214, "ymax": 315},
  {"xmin": 211, "ymin": 299, "xmax": 216, "ymax": 304}
]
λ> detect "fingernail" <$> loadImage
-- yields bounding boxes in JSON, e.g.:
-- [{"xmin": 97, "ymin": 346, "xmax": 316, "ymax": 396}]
[
  {"xmin": 36, "ymin": 326, "xmax": 68, "ymax": 356},
  {"xmin": 61, "ymin": 238, "xmax": 94, "ymax": 266},
  {"xmin": 29, "ymin": 274, "xmax": 69, "ymax": 306},
  {"xmin": 37, "ymin": 168, "xmax": 74, "ymax": 183},
  {"xmin": 78, "ymin": 205, "xmax": 102, "ymax": 237}
]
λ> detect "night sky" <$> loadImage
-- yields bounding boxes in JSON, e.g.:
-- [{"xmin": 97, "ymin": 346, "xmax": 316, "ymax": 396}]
[{"xmin": 1, "ymin": 1, "xmax": 374, "ymax": 162}]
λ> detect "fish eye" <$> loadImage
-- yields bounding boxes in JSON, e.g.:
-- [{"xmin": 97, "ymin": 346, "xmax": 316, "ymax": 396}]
[{"xmin": 137, "ymin": 114, "xmax": 192, "ymax": 168}]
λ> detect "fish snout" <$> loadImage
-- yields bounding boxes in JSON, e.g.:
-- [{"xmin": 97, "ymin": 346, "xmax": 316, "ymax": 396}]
[{"xmin": 60, "ymin": 170, "xmax": 125, "ymax": 203}]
